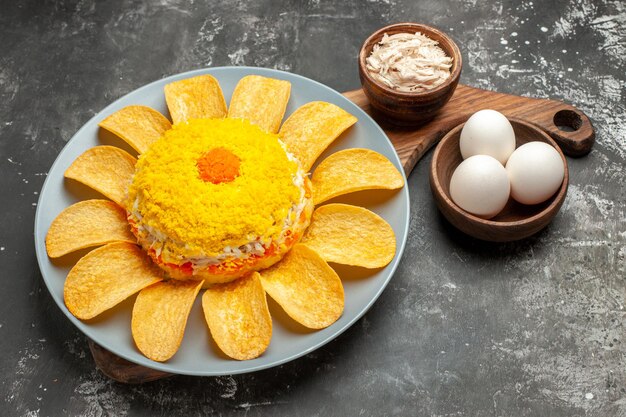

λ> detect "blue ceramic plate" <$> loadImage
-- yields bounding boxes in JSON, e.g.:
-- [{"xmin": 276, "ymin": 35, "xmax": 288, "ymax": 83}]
[{"xmin": 34, "ymin": 67, "xmax": 410, "ymax": 376}]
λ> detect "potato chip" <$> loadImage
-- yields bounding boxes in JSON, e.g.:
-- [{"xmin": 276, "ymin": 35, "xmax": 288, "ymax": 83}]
[
  {"xmin": 64, "ymin": 146, "xmax": 136, "ymax": 206},
  {"xmin": 64, "ymin": 242, "xmax": 163, "ymax": 320},
  {"xmin": 311, "ymin": 148, "xmax": 404, "ymax": 204},
  {"xmin": 46, "ymin": 199, "xmax": 135, "ymax": 258},
  {"xmin": 164, "ymin": 75, "xmax": 227, "ymax": 124},
  {"xmin": 259, "ymin": 244, "xmax": 344, "ymax": 329},
  {"xmin": 228, "ymin": 75, "xmax": 291, "ymax": 134},
  {"xmin": 202, "ymin": 272, "xmax": 272, "ymax": 360},
  {"xmin": 132, "ymin": 280, "xmax": 203, "ymax": 362},
  {"xmin": 301, "ymin": 204, "xmax": 396, "ymax": 268},
  {"xmin": 279, "ymin": 101, "xmax": 357, "ymax": 172},
  {"xmin": 99, "ymin": 105, "xmax": 172, "ymax": 154}
]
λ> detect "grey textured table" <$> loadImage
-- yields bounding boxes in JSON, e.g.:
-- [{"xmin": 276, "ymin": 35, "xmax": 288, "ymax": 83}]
[{"xmin": 1, "ymin": 1, "xmax": 624, "ymax": 416}]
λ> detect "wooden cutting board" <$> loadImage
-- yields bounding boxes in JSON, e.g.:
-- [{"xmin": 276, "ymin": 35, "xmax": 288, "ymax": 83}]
[
  {"xmin": 344, "ymin": 84, "xmax": 594, "ymax": 174},
  {"xmin": 87, "ymin": 84, "xmax": 595, "ymax": 383}
]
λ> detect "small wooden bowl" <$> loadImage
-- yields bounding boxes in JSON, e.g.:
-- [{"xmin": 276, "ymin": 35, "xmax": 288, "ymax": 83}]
[
  {"xmin": 429, "ymin": 119, "xmax": 569, "ymax": 242},
  {"xmin": 358, "ymin": 22, "xmax": 462, "ymax": 126}
]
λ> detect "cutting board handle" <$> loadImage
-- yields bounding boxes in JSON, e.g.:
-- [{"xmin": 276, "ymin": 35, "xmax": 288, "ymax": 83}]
[{"xmin": 520, "ymin": 99, "xmax": 594, "ymax": 157}]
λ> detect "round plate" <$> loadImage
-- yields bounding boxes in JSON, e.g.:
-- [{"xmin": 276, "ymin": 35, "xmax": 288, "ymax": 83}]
[{"xmin": 34, "ymin": 67, "xmax": 410, "ymax": 376}]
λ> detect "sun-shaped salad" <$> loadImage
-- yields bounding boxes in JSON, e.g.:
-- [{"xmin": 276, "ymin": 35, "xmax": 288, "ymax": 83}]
[{"xmin": 45, "ymin": 74, "xmax": 405, "ymax": 362}]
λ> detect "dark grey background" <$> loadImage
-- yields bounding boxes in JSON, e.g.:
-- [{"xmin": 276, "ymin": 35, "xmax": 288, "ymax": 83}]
[{"xmin": 1, "ymin": 0, "xmax": 624, "ymax": 416}]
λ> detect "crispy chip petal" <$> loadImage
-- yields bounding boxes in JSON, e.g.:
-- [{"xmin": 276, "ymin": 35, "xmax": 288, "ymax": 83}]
[
  {"xmin": 132, "ymin": 280, "xmax": 203, "ymax": 362},
  {"xmin": 312, "ymin": 149, "xmax": 404, "ymax": 204},
  {"xmin": 46, "ymin": 199, "xmax": 135, "ymax": 258},
  {"xmin": 64, "ymin": 146, "xmax": 136, "ymax": 206},
  {"xmin": 99, "ymin": 105, "xmax": 172, "ymax": 154},
  {"xmin": 228, "ymin": 75, "xmax": 291, "ymax": 134},
  {"xmin": 301, "ymin": 204, "xmax": 396, "ymax": 268},
  {"xmin": 202, "ymin": 272, "xmax": 272, "ymax": 360},
  {"xmin": 279, "ymin": 101, "xmax": 357, "ymax": 172},
  {"xmin": 164, "ymin": 75, "xmax": 227, "ymax": 124},
  {"xmin": 64, "ymin": 242, "xmax": 163, "ymax": 320},
  {"xmin": 259, "ymin": 244, "xmax": 344, "ymax": 329}
]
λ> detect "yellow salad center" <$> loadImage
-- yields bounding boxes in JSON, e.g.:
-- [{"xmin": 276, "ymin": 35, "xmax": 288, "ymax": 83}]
[{"xmin": 126, "ymin": 118, "xmax": 302, "ymax": 256}]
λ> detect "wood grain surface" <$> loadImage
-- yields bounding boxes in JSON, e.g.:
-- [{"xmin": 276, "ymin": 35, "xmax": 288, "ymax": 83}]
[
  {"xmin": 343, "ymin": 84, "xmax": 595, "ymax": 174},
  {"xmin": 88, "ymin": 84, "xmax": 594, "ymax": 383},
  {"xmin": 88, "ymin": 340, "xmax": 172, "ymax": 384}
]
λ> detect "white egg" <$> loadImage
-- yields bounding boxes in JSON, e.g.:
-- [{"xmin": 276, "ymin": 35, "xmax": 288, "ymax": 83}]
[
  {"xmin": 506, "ymin": 141, "xmax": 565, "ymax": 205},
  {"xmin": 449, "ymin": 155, "xmax": 511, "ymax": 219},
  {"xmin": 460, "ymin": 109, "xmax": 516, "ymax": 164}
]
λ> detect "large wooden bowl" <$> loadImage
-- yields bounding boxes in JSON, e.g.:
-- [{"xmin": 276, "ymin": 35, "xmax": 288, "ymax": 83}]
[
  {"xmin": 358, "ymin": 22, "xmax": 462, "ymax": 126},
  {"xmin": 429, "ymin": 119, "xmax": 569, "ymax": 242}
]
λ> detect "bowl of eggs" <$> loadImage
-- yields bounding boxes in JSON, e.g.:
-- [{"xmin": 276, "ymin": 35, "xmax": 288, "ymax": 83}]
[{"xmin": 429, "ymin": 110, "xmax": 568, "ymax": 242}]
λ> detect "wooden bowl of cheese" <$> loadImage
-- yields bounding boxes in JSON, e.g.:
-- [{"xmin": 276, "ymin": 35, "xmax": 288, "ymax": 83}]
[{"xmin": 358, "ymin": 22, "xmax": 462, "ymax": 126}]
